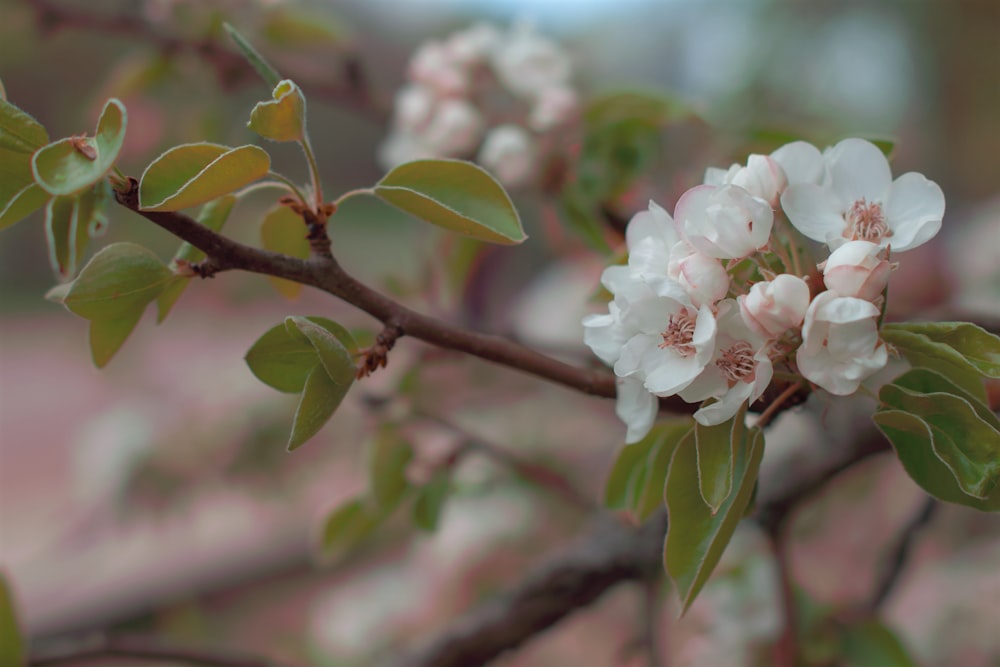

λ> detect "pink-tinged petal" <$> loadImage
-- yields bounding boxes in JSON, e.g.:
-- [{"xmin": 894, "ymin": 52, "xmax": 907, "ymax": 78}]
[
  {"xmin": 628, "ymin": 237, "xmax": 672, "ymax": 280},
  {"xmin": 673, "ymin": 184, "xmax": 716, "ymax": 235},
  {"xmin": 817, "ymin": 295, "xmax": 880, "ymax": 324},
  {"xmin": 780, "ymin": 184, "xmax": 846, "ymax": 244},
  {"xmin": 614, "ymin": 334, "xmax": 657, "ymax": 378},
  {"xmin": 626, "ymin": 200, "xmax": 677, "ymax": 249},
  {"xmin": 772, "ymin": 141, "xmax": 824, "ymax": 185},
  {"xmin": 826, "ymin": 138, "xmax": 892, "ymax": 203},
  {"xmin": 884, "ymin": 172, "xmax": 945, "ymax": 252},
  {"xmin": 616, "ymin": 376, "xmax": 658, "ymax": 444}
]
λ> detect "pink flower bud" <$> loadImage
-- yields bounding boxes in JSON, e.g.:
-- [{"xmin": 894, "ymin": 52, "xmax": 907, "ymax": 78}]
[
  {"xmin": 738, "ymin": 274, "xmax": 810, "ymax": 339},
  {"xmin": 674, "ymin": 184, "xmax": 773, "ymax": 260},
  {"xmin": 821, "ymin": 240, "xmax": 893, "ymax": 302}
]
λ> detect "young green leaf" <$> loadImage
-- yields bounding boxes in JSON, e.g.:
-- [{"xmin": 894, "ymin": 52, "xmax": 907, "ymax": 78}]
[
  {"xmin": 840, "ymin": 618, "xmax": 918, "ymax": 667},
  {"xmin": 139, "ymin": 143, "xmax": 270, "ymax": 211},
  {"xmin": 368, "ymin": 428, "xmax": 414, "ymax": 514},
  {"xmin": 248, "ymin": 79, "xmax": 307, "ymax": 142},
  {"xmin": 0, "ymin": 182, "xmax": 47, "ymax": 230},
  {"xmin": 58, "ymin": 242, "xmax": 172, "ymax": 321},
  {"xmin": 375, "ymin": 159, "xmax": 526, "ymax": 245},
  {"xmin": 412, "ymin": 468, "xmax": 451, "ymax": 532},
  {"xmin": 0, "ymin": 571, "xmax": 25, "ymax": 667},
  {"xmin": 314, "ymin": 498, "xmax": 381, "ymax": 564},
  {"xmin": 604, "ymin": 429, "xmax": 660, "ymax": 510},
  {"xmin": 632, "ymin": 427, "xmax": 689, "ymax": 522},
  {"xmin": 245, "ymin": 316, "xmax": 357, "ymax": 393},
  {"xmin": 88, "ymin": 309, "xmax": 146, "ymax": 368},
  {"xmin": 694, "ymin": 413, "xmax": 745, "ymax": 514},
  {"xmin": 288, "ymin": 365, "xmax": 342, "ymax": 450},
  {"xmin": 284, "ymin": 316, "xmax": 357, "ymax": 386},
  {"xmin": 664, "ymin": 426, "xmax": 765, "ymax": 613},
  {"xmin": 32, "ymin": 98, "xmax": 126, "ymax": 196},
  {"xmin": 224, "ymin": 22, "xmax": 282, "ymax": 89},
  {"xmin": 885, "ymin": 321, "xmax": 1000, "ymax": 378},
  {"xmin": 260, "ymin": 204, "xmax": 309, "ymax": 299},
  {"xmin": 0, "ymin": 96, "xmax": 49, "ymax": 154},
  {"xmin": 157, "ymin": 195, "xmax": 238, "ymax": 322}
]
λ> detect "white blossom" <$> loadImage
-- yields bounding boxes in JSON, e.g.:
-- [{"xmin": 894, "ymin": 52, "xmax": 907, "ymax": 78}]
[
  {"xmin": 796, "ymin": 291, "xmax": 888, "ymax": 395},
  {"xmin": 477, "ymin": 124, "xmax": 537, "ymax": 188},
  {"xmin": 616, "ymin": 376, "xmax": 658, "ymax": 444},
  {"xmin": 492, "ymin": 21, "xmax": 572, "ymax": 99},
  {"xmin": 679, "ymin": 302, "xmax": 773, "ymax": 426},
  {"xmin": 821, "ymin": 240, "xmax": 893, "ymax": 302},
  {"xmin": 771, "ymin": 141, "xmax": 825, "ymax": 186},
  {"xmin": 445, "ymin": 23, "xmax": 503, "ymax": 66},
  {"xmin": 738, "ymin": 274, "xmax": 811, "ymax": 340},
  {"xmin": 704, "ymin": 154, "xmax": 788, "ymax": 207},
  {"xmin": 674, "ymin": 184, "xmax": 774, "ymax": 259},
  {"xmin": 781, "ymin": 138, "xmax": 945, "ymax": 252},
  {"xmin": 529, "ymin": 85, "xmax": 578, "ymax": 132},
  {"xmin": 421, "ymin": 98, "xmax": 485, "ymax": 156},
  {"xmin": 409, "ymin": 41, "xmax": 469, "ymax": 95}
]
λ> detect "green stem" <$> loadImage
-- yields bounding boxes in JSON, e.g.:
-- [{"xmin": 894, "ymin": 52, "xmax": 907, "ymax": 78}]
[
  {"xmin": 332, "ymin": 187, "xmax": 375, "ymax": 208},
  {"xmin": 264, "ymin": 172, "xmax": 309, "ymax": 206},
  {"xmin": 233, "ymin": 179, "xmax": 298, "ymax": 200},
  {"xmin": 299, "ymin": 136, "xmax": 324, "ymax": 210}
]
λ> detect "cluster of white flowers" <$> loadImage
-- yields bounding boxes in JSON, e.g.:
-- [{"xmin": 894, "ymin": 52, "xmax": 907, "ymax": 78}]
[
  {"xmin": 584, "ymin": 138, "xmax": 945, "ymax": 442},
  {"xmin": 379, "ymin": 21, "xmax": 578, "ymax": 188}
]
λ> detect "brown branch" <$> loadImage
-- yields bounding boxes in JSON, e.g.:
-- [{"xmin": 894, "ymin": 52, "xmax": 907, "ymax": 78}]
[
  {"xmin": 868, "ymin": 496, "xmax": 937, "ymax": 611},
  {"xmin": 29, "ymin": 633, "xmax": 301, "ymax": 667},
  {"xmin": 113, "ymin": 179, "xmax": 696, "ymax": 410},
  {"xmin": 25, "ymin": 0, "xmax": 383, "ymax": 121}
]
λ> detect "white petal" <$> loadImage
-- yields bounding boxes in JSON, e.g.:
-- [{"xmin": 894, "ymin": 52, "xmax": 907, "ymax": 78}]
[
  {"xmin": 616, "ymin": 377, "xmax": 658, "ymax": 444},
  {"xmin": 693, "ymin": 382, "xmax": 753, "ymax": 426},
  {"xmin": 780, "ymin": 184, "xmax": 846, "ymax": 245},
  {"xmin": 826, "ymin": 138, "xmax": 892, "ymax": 204},
  {"xmin": 884, "ymin": 172, "xmax": 945, "ymax": 252},
  {"xmin": 582, "ymin": 311, "xmax": 625, "ymax": 365},
  {"xmin": 771, "ymin": 141, "xmax": 824, "ymax": 185},
  {"xmin": 643, "ymin": 353, "xmax": 703, "ymax": 396}
]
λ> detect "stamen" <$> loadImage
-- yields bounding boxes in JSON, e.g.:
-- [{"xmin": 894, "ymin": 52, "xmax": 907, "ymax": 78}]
[
  {"xmin": 844, "ymin": 198, "xmax": 889, "ymax": 243},
  {"xmin": 717, "ymin": 340, "xmax": 756, "ymax": 385},
  {"xmin": 659, "ymin": 309, "xmax": 697, "ymax": 356}
]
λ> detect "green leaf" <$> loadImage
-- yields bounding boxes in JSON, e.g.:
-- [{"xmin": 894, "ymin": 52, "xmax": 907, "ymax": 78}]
[
  {"xmin": 284, "ymin": 316, "xmax": 357, "ymax": 385},
  {"xmin": 840, "ymin": 618, "xmax": 918, "ymax": 667},
  {"xmin": 633, "ymin": 427, "xmax": 690, "ymax": 521},
  {"xmin": 157, "ymin": 195, "xmax": 237, "ymax": 322},
  {"xmin": 412, "ymin": 468, "xmax": 451, "ymax": 532},
  {"xmin": 0, "ymin": 96, "xmax": 49, "ymax": 154},
  {"xmin": 885, "ymin": 321, "xmax": 1000, "ymax": 379},
  {"xmin": 882, "ymin": 324, "xmax": 996, "ymax": 401},
  {"xmin": 878, "ymin": 369, "xmax": 1000, "ymax": 501},
  {"xmin": 368, "ymin": 428, "xmax": 413, "ymax": 514},
  {"xmin": 664, "ymin": 426, "xmax": 765, "ymax": 613},
  {"xmin": 605, "ymin": 429, "xmax": 660, "ymax": 510},
  {"xmin": 0, "ymin": 181, "xmax": 47, "ymax": 230},
  {"xmin": 375, "ymin": 159, "xmax": 526, "ymax": 245},
  {"xmin": 288, "ymin": 365, "xmax": 340, "ymax": 450},
  {"xmin": 224, "ymin": 22, "xmax": 283, "ymax": 89},
  {"xmin": 139, "ymin": 142, "xmax": 270, "ymax": 211},
  {"xmin": 89, "ymin": 308, "xmax": 145, "ymax": 368},
  {"xmin": 0, "ymin": 78, "xmax": 5, "ymax": 100},
  {"xmin": 260, "ymin": 204, "xmax": 309, "ymax": 299},
  {"xmin": 58, "ymin": 242, "xmax": 172, "ymax": 321},
  {"xmin": 32, "ymin": 98, "xmax": 126, "ymax": 196},
  {"xmin": 244, "ymin": 316, "xmax": 357, "ymax": 393},
  {"xmin": 43, "ymin": 186, "xmax": 104, "ymax": 279},
  {"xmin": 0, "ymin": 571, "xmax": 25, "ymax": 667},
  {"xmin": 248, "ymin": 79, "xmax": 307, "ymax": 142},
  {"xmin": 695, "ymin": 413, "xmax": 745, "ymax": 514},
  {"xmin": 315, "ymin": 498, "xmax": 380, "ymax": 563}
]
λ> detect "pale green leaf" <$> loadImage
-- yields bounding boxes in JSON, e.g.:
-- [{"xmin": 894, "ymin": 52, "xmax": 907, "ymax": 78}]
[
  {"xmin": 139, "ymin": 142, "xmax": 270, "ymax": 211},
  {"xmin": 665, "ymin": 427, "xmax": 765, "ymax": 613},
  {"xmin": 375, "ymin": 159, "xmax": 525, "ymax": 245},
  {"xmin": 156, "ymin": 195, "xmax": 237, "ymax": 322},
  {"xmin": 413, "ymin": 469, "xmax": 451, "ymax": 532},
  {"xmin": 248, "ymin": 79, "xmax": 306, "ymax": 142},
  {"xmin": 89, "ymin": 309, "xmax": 145, "ymax": 368},
  {"xmin": 633, "ymin": 427, "xmax": 689, "ymax": 522},
  {"xmin": 882, "ymin": 327, "xmax": 986, "ymax": 401},
  {"xmin": 59, "ymin": 242, "xmax": 172, "ymax": 321},
  {"xmin": 260, "ymin": 204, "xmax": 309, "ymax": 299},
  {"xmin": 32, "ymin": 98, "xmax": 126, "ymax": 196},
  {"xmin": 314, "ymin": 498, "xmax": 380, "ymax": 564},
  {"xmin": 695, "ymin": 413, "xmax": 744, "ymax": 514},
  {"xmin": 288, "ymin": 365, "xmax": 341, "ymax": 450},
  {"xmin": 244, "ymin": 316, "xmax": 357, "ymax": 393},
  {"xmin": 0, "ymin": 571, "xmax": 25, "ymax": 667},
  {"xmin": 885, "ymin": 321, "xmax": 1000, "ymax": 378},
  {"xmin": 284, "ymin": 316, "xmax": 357, "ymax": 387},
  {"xmin": 604, "ymin": 429, "xmax": 660, "ymax": 510},
  {"xmin": 368, "ymin": 428, "xmax": 413, "ymax": 514},
  {"xmin": 0, "ymin": 96, "xmax": 48, "ymax": 153}
]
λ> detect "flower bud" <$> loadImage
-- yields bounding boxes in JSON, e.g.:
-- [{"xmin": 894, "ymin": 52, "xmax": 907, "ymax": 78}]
[
  {"xmin": 668, "ymin": 242, "xmax": 730, "ymax": 308},
  {"xmin": 821, "ymin": 240, "xmax": 893, "ymax": 302},
  {"xmin": 409, "ymin": 41, "xmax": 469, "ymax": 95},
  {"xmin": 394, "ymin": 84, "xmax": 435, "ymax": 133},
  {"xmin": 674, "ymin": 184, "xmax": 773, "ymax": 259},
  {"xmin": 704, "ymin": 155, "xmax": 787, "ymax": 207},
  {"xmin": 529, "ymin": 86, "xmax": 578, "ymax": 132},
  {"xmin": 477, "ymin": 124, "xmax": 537, "ymax": 187},
  {"xmin": 738, "ymin": 274, "xmax": 810, "ymax": 339}
]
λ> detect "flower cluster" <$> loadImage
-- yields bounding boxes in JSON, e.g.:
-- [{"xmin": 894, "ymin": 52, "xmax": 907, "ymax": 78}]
[
  {"xmin": 584, "ymin": 138, "xmax": 945, "ymax": 441},
  {"xmin": 379, "ymin": 21, "xmax": 578, "ymax": 188}
]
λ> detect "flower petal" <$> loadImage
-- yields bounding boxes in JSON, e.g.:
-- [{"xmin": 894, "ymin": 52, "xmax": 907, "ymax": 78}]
[
  {"xmin": 884, "ymin": 172, "xmax": 945, "ymax": 252},
  {"xmin": 826, "ymin": 138, "xmax": 892, "ymax": 204},
  {"xmin": 772, "ymin": 141, "xmax": 824, "ymax": 185},
  {"xmin": 616, "ymin": 376, "xmax": 658, "ymax": 444},
  {"xmin": 780, "ymin": 183, "xmax": 846, "ymax": 245}
]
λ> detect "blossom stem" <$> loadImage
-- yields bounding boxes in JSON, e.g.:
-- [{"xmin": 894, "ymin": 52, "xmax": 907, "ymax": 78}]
[{"xmin": 757, "ymin": 381, "xmax": 805, "ymax": 430}]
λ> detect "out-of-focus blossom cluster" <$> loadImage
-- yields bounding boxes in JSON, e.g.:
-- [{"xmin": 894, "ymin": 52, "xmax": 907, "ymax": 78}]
[
  {"xmin": 584, "ymin": 138, "xmax": 945, "ymax": 441},
  {"xmin": 379, "ymin": 21, "xmax": 579, "ymax": 188}
]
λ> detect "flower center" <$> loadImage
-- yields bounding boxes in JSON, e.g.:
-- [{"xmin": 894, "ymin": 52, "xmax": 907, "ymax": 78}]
[
  {"xmin": 717, "ymin": 341, "xmax": 756, "ymax": 385},
  {"xmin": 844, "ymin": 198, "xmax": 889, "ymax": 243},
  {"xmin": 659, "ymin": 309, "xmax": 697, "ymax": 356}
]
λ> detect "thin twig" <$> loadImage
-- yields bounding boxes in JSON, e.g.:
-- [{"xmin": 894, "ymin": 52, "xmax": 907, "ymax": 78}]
[
  {"xmin": 766, "ymin": 524, "xmax": 798, "ymax": 667},
  {"xmin": 869, "ymin": 496, "xmax": 937, "ymax": 611},
  {"xmin": 29, "ymin": 633, "xmax": 301, "ymax": 667}
]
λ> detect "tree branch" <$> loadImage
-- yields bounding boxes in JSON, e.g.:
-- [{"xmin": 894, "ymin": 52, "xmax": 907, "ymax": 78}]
[
  {"xmin": 113, "ymin": 179, "xmax": 695, "ymax": 411},
  {"xmin": 29, "ymin": 633, "xmax": 302, "ymax": 667},
  {"xmin": 868, "ymin": 496, "xmax": 937, "ymax": 611}
]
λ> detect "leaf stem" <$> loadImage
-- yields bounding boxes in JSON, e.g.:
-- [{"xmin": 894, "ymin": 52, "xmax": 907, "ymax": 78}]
[
  {"xmin": 233, "ymin": 179, "xmax": 297, "ymax": 200},
  {"xmin": 332, "ymin": 187, "xmax": 375, "ymax": 208},
  {"xmin": 299, "ymin": 137, "xmax": 324, "ymax": 211},
  {"xmin": 263, "ymin": 171, "xmax": 309, "ymax": 206}
]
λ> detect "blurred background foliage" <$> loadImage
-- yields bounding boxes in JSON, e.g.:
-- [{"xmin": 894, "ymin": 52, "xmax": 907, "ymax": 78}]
[{"xmin": 3, "ymin": 1, "xmax": 1000, "ymax": 666}]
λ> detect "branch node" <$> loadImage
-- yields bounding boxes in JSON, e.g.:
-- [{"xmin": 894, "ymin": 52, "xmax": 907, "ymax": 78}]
[{"xmin": 357, "ymin": 322, "xmax": 404, "ymax": 379}]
